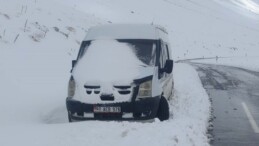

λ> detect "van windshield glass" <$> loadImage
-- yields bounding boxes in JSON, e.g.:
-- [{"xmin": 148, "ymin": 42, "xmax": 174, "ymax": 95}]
[
  {"xmin": 118, "ymin": 39, "xmax": 156, "ymax": 66},
  {"xmin": 78, "ymin": 39, "xmax": 157, "ymax": 66}
]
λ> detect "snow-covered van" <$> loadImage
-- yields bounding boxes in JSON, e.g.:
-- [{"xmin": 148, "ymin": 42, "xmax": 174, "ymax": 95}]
[{"xmin": 66, "ymin": 24, "xmax": 174, "ymax": 122}]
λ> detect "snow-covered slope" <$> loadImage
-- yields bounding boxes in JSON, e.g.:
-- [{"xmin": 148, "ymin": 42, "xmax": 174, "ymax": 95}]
[
  {"xmin": 57, "ymin": 0, "xmax": 259, "ymax": 69},
  {"xmin": 215, "ymin": 0, "xmax": 259, "ymax": 16},
  {"xmin": 0, "ymin": 0, "xmax": 103, "ymax": 124},
  {"xmin": 1, "ymin": 0, "xmax": 259, "ymax": 145},
  {"xmin": 1, "ymin": 0, "xmax": 259, "ymax": 61},
  {"xmin": 59, "ymin": 0, "xmax": 259, "ymax": 60}
]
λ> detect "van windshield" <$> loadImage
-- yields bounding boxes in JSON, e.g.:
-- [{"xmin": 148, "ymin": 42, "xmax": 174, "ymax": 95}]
[
  {"xmin": 118, "ymin": 39, "xmax": 157, "ymax": 66},
  {"xmin": 78, "ymin": 39, "xmax": 157, "ymax": 66}
]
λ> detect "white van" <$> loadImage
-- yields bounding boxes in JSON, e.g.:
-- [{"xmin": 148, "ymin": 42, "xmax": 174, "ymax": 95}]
[{"xmin": 66, "ymin": 24, "xmax": 174, "ymax": 122}]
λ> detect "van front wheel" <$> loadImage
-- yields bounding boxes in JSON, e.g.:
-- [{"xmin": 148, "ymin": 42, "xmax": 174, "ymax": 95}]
[
  {"xmin": 68, "ymin": 113, "xmax": 72, "ymax": 123},
  {"xmin": 157, "ymin": 96, "xmax": 169, "ymax": 121}
]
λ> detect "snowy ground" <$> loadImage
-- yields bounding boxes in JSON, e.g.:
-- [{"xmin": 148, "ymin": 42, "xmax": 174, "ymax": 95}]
[
  {"xmin": 1, "ymin": 0, "xmax": 259, "ymax": 145},
  {"xmin": 0, "ymin": 63, "xmax": 210, "ymax": 146}
]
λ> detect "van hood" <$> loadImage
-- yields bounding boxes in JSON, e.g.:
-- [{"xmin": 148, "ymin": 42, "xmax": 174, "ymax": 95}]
[{"xmin": 73, "ymin": 66, "xmax": 155, "ymax": 85}]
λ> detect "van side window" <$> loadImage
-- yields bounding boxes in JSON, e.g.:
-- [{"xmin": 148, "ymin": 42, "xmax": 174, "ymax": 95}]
[
  {"xmin": 161, "ymin": 42, "xmax": 169, "ymax": 68},
  {"xmin": 159, "ymin": 41, "xmax": 169, "ymax": 78},
  {"xmin": 163, "ymin": 44, "xmax": 169, "ymax": 63},
  {"xmin": 160, "ymin": 46, "xmax": 164, "ymax": 70},
  {"xmin": 166, "ymin": 45, "xmax": 170, "ymax": 59}
]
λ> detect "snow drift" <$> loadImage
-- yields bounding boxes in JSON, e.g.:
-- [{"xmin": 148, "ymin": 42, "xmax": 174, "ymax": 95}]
[{"xmin": 0, "ymin": 63, "xmax": 211, "ymax": 146}]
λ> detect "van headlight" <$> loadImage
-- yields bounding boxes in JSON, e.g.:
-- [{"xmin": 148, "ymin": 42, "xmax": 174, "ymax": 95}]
[
  {"xmin": 137, "ymin": 80, "xmax": 152, "ymax": 98},
  {"xmin": 68, "ymin": 77, "xmax": 76, "ymax": 97}
]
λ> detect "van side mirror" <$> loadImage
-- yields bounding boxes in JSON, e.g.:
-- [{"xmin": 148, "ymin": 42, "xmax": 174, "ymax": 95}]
[
  {"xmin": 72, "ymin": 60, "xmax": 77, "ymax": 68},
  {"xmin": 163, "ymin": 60, "xmax": 173, "ymax": 74}
]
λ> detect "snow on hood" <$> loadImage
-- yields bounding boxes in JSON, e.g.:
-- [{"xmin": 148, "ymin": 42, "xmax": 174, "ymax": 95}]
[
  {"xmin": 73, "ymin": 39, "xmax": 154, "ymax": 83},
  {"xmin": 72, "ymin": 40, "xmax": 155, "ymax": 102}
]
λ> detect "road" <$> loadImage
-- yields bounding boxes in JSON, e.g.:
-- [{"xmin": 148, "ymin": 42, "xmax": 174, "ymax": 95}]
[{"xmin": 192, "ymin": 63, "xmax": 259, "ymax": 146}]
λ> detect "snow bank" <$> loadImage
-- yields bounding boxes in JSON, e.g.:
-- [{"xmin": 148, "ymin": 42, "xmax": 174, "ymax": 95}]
[
  {"xmin": 0, "ymin": 63, "xmax": 211, "ymax": 146},
  {"xmin": 0, "ymin": 0, "xmax": 103, "ymax": 125}
]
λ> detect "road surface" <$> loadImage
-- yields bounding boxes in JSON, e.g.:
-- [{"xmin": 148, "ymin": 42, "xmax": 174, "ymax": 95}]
[{"xmin": 193, "ymin": 63, "xmax": 259, "ymax": 146}]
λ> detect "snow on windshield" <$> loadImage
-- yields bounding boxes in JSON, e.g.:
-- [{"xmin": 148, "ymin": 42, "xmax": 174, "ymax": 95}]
[
  {"xmin": 78, "ymin": 40, "xmax": 156, "ymax": 66},
  {"xmin": 73, "ymin": 39, "xmax": 145, "ymax": 86},
  {"xmin": 125, "ymin": 40, "xmax": 156, "ymax": 66}
]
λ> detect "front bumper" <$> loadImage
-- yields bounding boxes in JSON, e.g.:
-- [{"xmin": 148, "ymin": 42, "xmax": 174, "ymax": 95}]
[{"xmin": 66, "ymin": 96, "xmax": 160, "ymax": 121}]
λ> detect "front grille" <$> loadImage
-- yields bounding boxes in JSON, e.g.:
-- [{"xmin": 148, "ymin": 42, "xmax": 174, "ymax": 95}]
[
  {"xmin": 94, "ymin": 113, "xmax": 122, "ymax": 119},
  {"xmin": 84, "ymin": 85, "xmax": 100, "ymax": 95},
  {"xmin": 100, "ymin": 94, "xmax": 114, "ymax": 101},
  {"xmin": 114, "ymin": 85, "xmax": 131, "ymax": 95}
]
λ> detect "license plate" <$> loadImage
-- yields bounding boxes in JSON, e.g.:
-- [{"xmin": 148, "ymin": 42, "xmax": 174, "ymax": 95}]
[{"xmin": 93, "ymin": 106, "xmax": 121, "ymax": 113}]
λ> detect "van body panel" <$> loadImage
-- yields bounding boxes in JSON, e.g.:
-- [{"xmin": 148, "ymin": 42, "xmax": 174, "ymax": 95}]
[{"xmin": 66, "ymin": 24, "xmax": 174, "ymax": 121}]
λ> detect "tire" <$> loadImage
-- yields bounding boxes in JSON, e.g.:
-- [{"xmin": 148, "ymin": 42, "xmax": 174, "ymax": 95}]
[
  {"xmin": 157, "ymin": 96, "xmax": 170, "ymax": 121},
  {"xmin": 68, "ymin": 113, "xmax": 72, "ymax": 123}
]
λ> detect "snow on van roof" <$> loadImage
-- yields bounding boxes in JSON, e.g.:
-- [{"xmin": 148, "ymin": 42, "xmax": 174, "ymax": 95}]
[{"xmin": 84, "ymin": 24, "xmax": 167, "ymax": 41}]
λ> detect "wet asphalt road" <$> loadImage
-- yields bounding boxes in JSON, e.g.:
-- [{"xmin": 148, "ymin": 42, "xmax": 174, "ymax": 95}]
[{"xmin": 192, "ymin": 63, "xmax": 259, "ymax": 146}]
